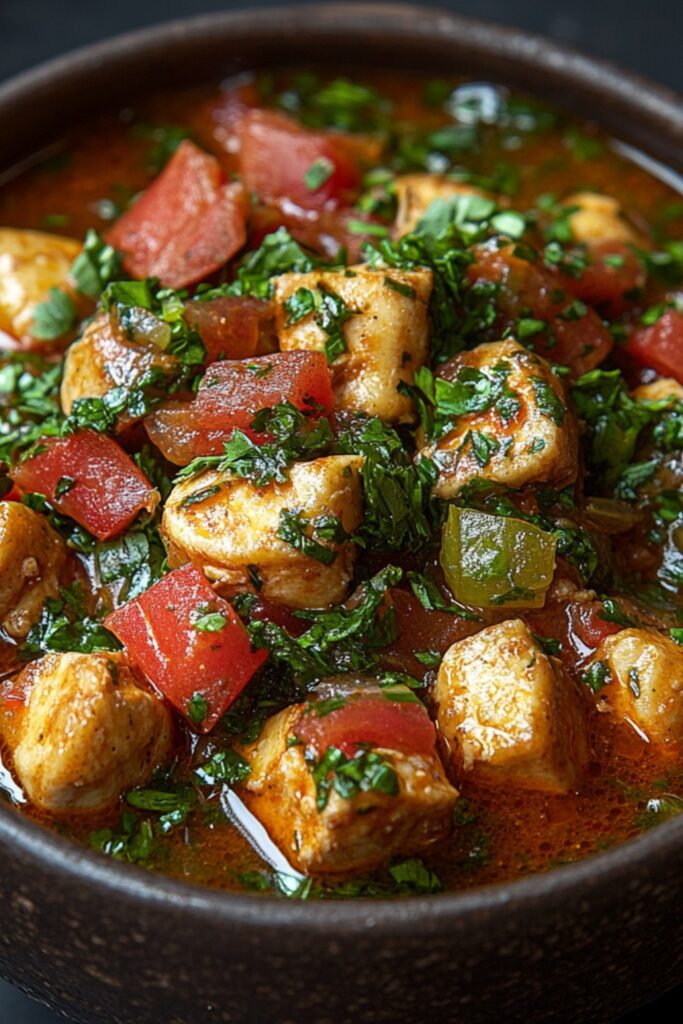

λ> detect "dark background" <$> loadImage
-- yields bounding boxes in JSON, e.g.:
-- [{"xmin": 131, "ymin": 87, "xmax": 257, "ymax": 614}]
[{"xmin": 0, "ymin": 1, "xmax": 681, "ymax": 1021}]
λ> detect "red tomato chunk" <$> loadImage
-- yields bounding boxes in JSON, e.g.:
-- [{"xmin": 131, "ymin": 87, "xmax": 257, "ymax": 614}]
[
  {"xmin": 469, "ymin": 243, "xmax": 613, "ymax": 376},
  {"xmin": 145, "ymin": 350, "xmax": 334, "ymax": 465},
  {"xmin": 627, "ymin": 309, "xmax": 683, "ymax": 384},
  {"xmin": 238, "ymin": 109, "xmax": 360, "ymax": 211},
  {"xmin": 295, "ymin": 692, "xmax": 438, "ymax": 759},
  {"xmin": 10, "ymin": 430, "xmax": 157, "ymax": 541},
  {"xmin": 107, "ymin": 140, "xmax": 248, "ymax": 289},
  {"xmin": 185, "ymin": 296, "xmax": 274, "ymax": 364},
  {"xmin": 105, "ymin": 564, "xmax": 267, "ymax": 732},
  {"xmin": 563, "ymin": 242, "xmax": 644, "ymax": 317}
]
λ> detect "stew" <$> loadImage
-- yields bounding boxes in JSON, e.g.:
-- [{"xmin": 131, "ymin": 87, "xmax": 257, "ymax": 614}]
[{"xmin": 0, "ymin": 69, "xmax": 682, "ymax": 900}]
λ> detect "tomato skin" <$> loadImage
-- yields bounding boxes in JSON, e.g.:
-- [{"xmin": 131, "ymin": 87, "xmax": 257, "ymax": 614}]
[
  {"xmin": 10, "ymin": 430, "xmax": 156, "ymax": 541},
  {"xmin": 563, "ymin": 242, "xmax": 644, "ymax": 317},
  {"xmin": 468, "ymin": 243, "xmax": 613, "ymax": 375},
  {"xmin": 105, "ymin": 565, "xmax": 266, "ymax": 732},
  {"xmin": 145, "ymin": 351, "xmax": 334, "ymax": 465},
  {"xmin": 107, "ymin": 140, "xmax": 248, "ymax": 289},
  {"xmin": 239, "ymin": 110, "xmax": 360, "ymax": 211},
  {"xmin": 626, "ymin": 309, "xmax": 683, "ymax": 384},
  {"xmin": 525, "ymin": 599, "xmax": 622, "ymax": 673},
  {"xmin": 185, "ymin": 296, "xmax": 274, "ymax": 364},
  {"xmin": 295, "ymin": 692, "xmax": 437, "ymax": 759}
]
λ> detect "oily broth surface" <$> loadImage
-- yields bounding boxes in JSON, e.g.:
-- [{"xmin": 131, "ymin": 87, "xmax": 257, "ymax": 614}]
[{"xmin": 0, "ymin": 70, "xmax": 682, "ymax": 896}]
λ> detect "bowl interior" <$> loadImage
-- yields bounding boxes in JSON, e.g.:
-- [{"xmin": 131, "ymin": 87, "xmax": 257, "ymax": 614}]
[{"xmin": 1, "ymin": 2, "xmax": 683, "ymax": 919}]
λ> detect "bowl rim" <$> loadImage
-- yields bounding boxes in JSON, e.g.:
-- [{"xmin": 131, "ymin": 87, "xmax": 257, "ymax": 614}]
[{"xmin": 1, "ymin": 1, "xmax": 683, "ymax": 924}]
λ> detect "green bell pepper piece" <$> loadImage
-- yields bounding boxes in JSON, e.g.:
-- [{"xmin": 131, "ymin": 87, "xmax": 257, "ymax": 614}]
[{"xmin": 440, "ymin": 505, "xmax": 557, "ymax": 609}]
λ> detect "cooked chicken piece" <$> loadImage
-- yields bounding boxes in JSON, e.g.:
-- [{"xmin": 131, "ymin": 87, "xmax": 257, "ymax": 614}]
[
  {"xmin": 274, "ymin": 265, "xmax": 432, "ymax": 423},
  {"xmin": 632, "ymin": 377, "xmax": 683, "ymax": 404},
  {"xmin": 595, "ymin": 628, "xmax": 683, "ymax": 747},
  {"xmin": 434, "ymin": 619, "xmax": 588, "ymax": 793},
  {"xmin": 0, "ymin": 502, "xmax": 67, "ymax": 639},
  {"xmin": 162, "ymin": 455, "xmax": 363, "ymax": 609},
  {"xmin": 394, "ymin": 174, "xmax": 485, "ymax": 235},
  {"xmin": 419, "ymin": 339, "xmax": 578, "ymax": 498},
  {"xmin": 12, "ymin": 652, "xmax": 172, "ymax": 813},
  {"xmin": 0, "ymin": 228, "xmax": 82, "ymax": 344},
  {"xmin": 61, "ymin": 311, "xmax": 178, "ymax": 425},
  {"xmin": 563, "ymin": 192, "xmax": 640, "ymax": 245},
  {"xmin": 240, "ymin": 703, "xmax": 457, "ymax": 875}
]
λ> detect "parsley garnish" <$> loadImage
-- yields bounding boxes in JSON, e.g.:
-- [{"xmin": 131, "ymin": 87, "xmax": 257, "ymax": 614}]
[
  {"xmin": 177, "ymin": 401, "xmax": 333, "ymax": 487},
  {"xmin": 32, "ymin": 287, "xmax": 77, "ymax": 341},
  {"xmin": 310, "ymin": 745, "xmax": 398, "ymax": 811}
]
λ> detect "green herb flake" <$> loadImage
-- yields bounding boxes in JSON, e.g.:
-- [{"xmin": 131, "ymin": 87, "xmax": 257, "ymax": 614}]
[
  {"xmin": 32, "ymin": 287, "xmax": 77, "ymax": 340},
  {"xmin": 303, "ymin": 157, "xmax": 335, "ymax": 191},
  {"xmin": 187, "ymin": 691, "xmax": 209, "ymax": 725},
  {"xmin": 581, "ymin": 660, "xmax": 612, "ymax": 694}
]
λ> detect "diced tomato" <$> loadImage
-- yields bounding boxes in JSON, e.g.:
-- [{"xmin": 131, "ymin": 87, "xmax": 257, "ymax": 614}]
[
  {"xmin": 381, "ymin": 589, "xmax": 479, "ymax": 678},
  {"xmin": 295, "ymin": 691, "xmax": 437, "ymax": 759},
  {"xmin": 468, "ymin": 243, "xmax": 613, "ymax": 375},
  {"xmin": 525, "ymin": 599, "xmax": 622, "ymax": 674},
  {"xmin": 104, "ymin": 565, "xmax": 266, "ymax": 732},
  {"xmin": 249, "ymin": 596, "xmax": 308, "ymax": 636},
  {"xmin": 563, "ymin": 242, "xmax": 644, "ymax": 317},
  {"xmin": 107, "ymin": 140, "xmax": 248, "ymax": 289},
  {"xmin": 626, "ymin": 309, "xmax": 683, "ymax": 384},
  {"xmin": 248, "ymin": 203, "xmax": 384, "ymax": 261},
  {"xmin": 0, "ymin": 484, "xmax": 22, "ymax": 502},
  {"xmin": 145, "ymin": 351, "xmax": 334, "ymax": 465},
  {"xmin": 185, "ymin": 296, "xmax": 274, "ymax": 364},
  {"xmin": 239, "ymin": 110, "xmax": 360, "ymax": 211},
  {"xmin": 10, "ymin": 430, "xmax": 157, "ymax": 541}
]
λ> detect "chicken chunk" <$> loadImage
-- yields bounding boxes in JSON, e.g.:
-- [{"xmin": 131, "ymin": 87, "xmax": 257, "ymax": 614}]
[
  {"xmin": 595, "ymin": 628, "xmax": 683, "ymax": 747},
  {"xmin": 434, "ymin": 619, "xmax": 588, "ymax": 793},
  {"xmin": 274, "ymin": 265, "xmax": 432, "ymax": 423},
  {"xmin": 12, "ymin": 652, "xmax": 172, "ymax": 813},
  {"xmin": 419, "ymin": 339, "xmax": 578, "ymax": 498},
  {"xmin": 563, "ymin": 192, "xmax": 640, "ymax": 245},
  {"xmin": 394, "ymin": 174, "xmax": 485, "ymax": 235},
  {"xmin": 0, "ymin": 502, "xmax": 67, "ymax": 639},
  {"xmin": 632, "ymin": 377, "xmax": 683, "ymax": 404},
  {"xmin": 240, "ymin": 703, "xmax": 457, "ymax": 875},
  {"xmin": 61, "ymin": 311, "xmax": 178, "ymax": 425},
  {"xmin": 162, "ymin": 455, "xmax": 363, "ymax": 608},
  {"xmin": 0, "ymin": 228, "xmax": 82, "ymax": 344}
]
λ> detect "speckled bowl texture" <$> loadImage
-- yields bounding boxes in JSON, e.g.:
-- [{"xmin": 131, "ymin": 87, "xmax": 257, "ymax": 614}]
[{"xmin": 1, "ymin": 7, "xmax": 682, "ymax": 1023}]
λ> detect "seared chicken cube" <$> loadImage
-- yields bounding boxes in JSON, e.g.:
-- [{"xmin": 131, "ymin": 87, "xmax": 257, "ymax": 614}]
[
  {"xmin": 274, "ymin": 265, "xmax": 432, "ymax": 423},
  {"xmin": 162, "ymin": 455, "xmax": 363, "ymax": 608},
  {"xmin": 420, "ymin": 339, "xmax": 578, "ymax": 498},
  {"xmin": 0, "ymin": 502, "xmax": 67, "ymax": 639},
  {"xmin": 12, "ymin": 652, "xmax": 172, "ymax": 813},
  {"xmin": 394, "ymin": 174, "xmax": 485, "ymax": 235},
  {"xmin": 595, "ymin": 628, "xmax": 683, "ymax": 747},
  {"xmin": 563, "ymin": 192, "xmax": 640, "ymax": 245},
  {"xmin": 61, "ymin": 311, "xmax": 178, "ymax": 426},
  {"xmin": 240, "ymin": 698, "xmax": 457, "ymax": 875},
  {"xmin": 632, "ymin": 378, "xmax": 683, "ymax": 404},
  {"xmin": 434, "ymin": 619, "xmax": 588, "ymax": 793},
  {"xmin": 0, "ymin": 228, "xmax": 82, "ymax": 344}
]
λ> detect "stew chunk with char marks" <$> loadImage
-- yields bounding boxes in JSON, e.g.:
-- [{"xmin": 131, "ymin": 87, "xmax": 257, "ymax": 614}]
[
  {"xmin": 240, "ymin": 686, "xmax": 458, "ymax": 874},
  {"xmin": 419, "ymin": 339, "xmax": 578, "ymax": 499},
  {"xmin": 11, "ymin": 652, "xmax": 172, "ymax": 813},
  {"xmin": 0, "ymin": 502, "xmax": 67, "ymax": 640},
  {"xmin": 274, "ymin": 266, "xmax": 432, "ymax": 423},
  {"xmin": 592, "ymin": 629, "xmax": 683, "ymax": 748},
  {"xmin": 162, "ymin": 455, "xmax": 363, "ymax": 608},
  {"xmin": 0, "ymin": 228, "xmax": 82, "ymax": 345},
  {"xmin": 434, "ymin": 619, "xmax": 588, "ymax": 793}
]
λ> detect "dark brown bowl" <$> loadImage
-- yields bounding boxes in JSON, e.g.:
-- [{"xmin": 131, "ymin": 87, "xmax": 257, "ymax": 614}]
[{"xmin": 1, "ymin": 6, "xmax": 683, "ymax": 1023}]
